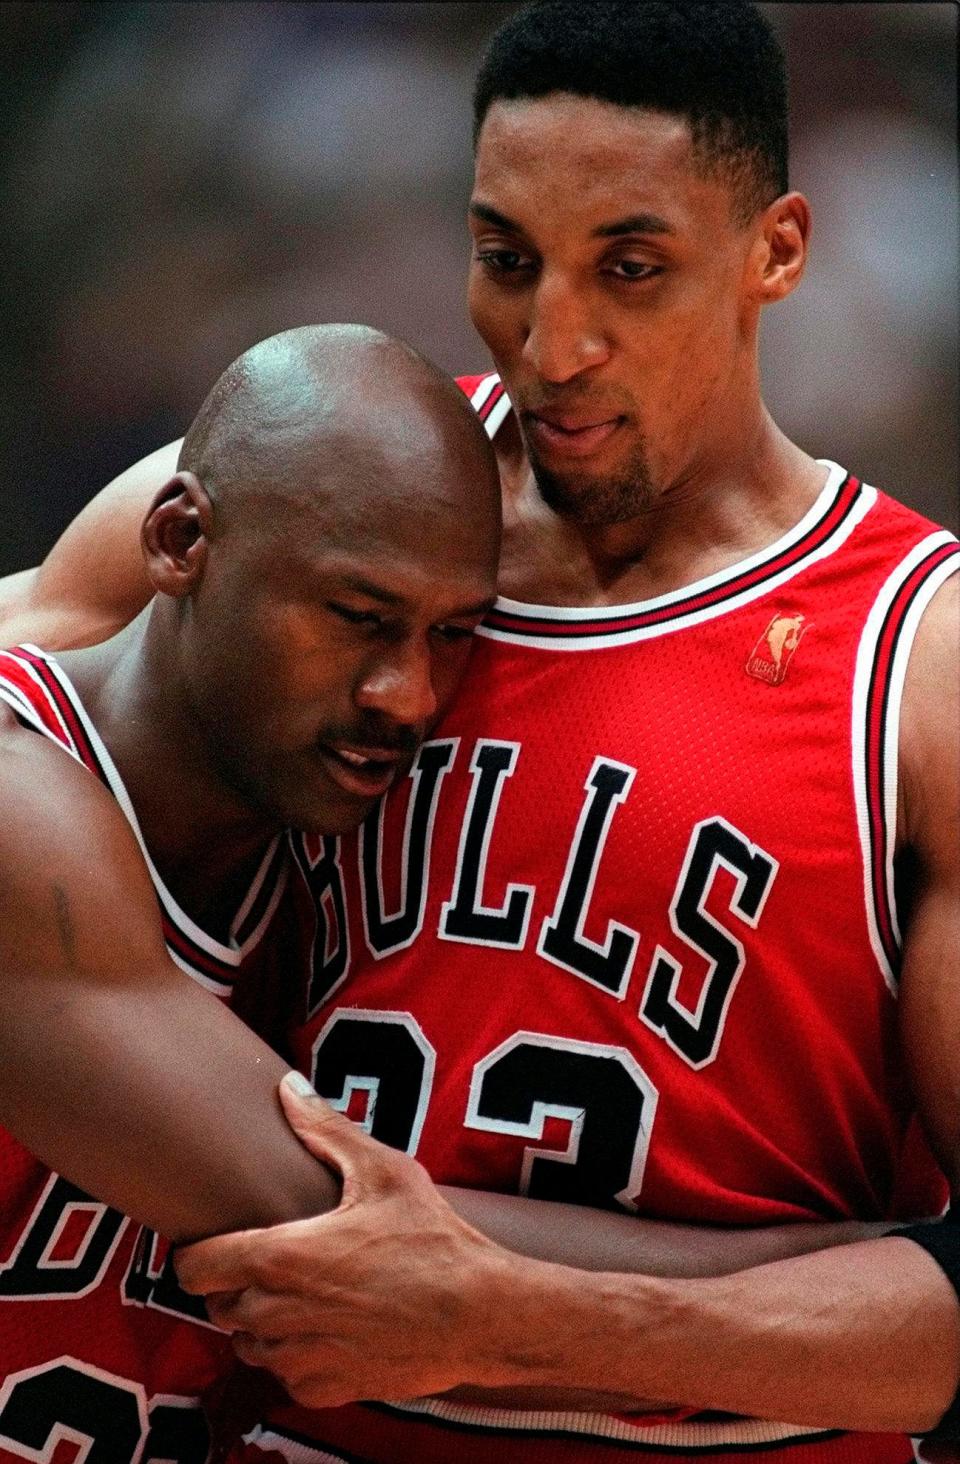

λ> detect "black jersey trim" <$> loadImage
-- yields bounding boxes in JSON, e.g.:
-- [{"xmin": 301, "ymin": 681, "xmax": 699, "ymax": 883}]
[
  {"xmin": 477, "ymin": 473, "xmax": 865, "ymax": 647},
  {"xmin": 852, "ymin": 537, "xmax": 960, "ymax": 989}
]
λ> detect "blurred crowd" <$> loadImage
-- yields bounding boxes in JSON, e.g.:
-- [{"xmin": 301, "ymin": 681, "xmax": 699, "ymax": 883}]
[{"xmin": 0, "ymin": 1, "xmax": 956, "ymax": 573}]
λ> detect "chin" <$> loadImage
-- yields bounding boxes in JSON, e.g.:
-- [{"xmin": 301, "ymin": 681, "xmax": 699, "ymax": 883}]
[
  {"xmin": 533, "ymin": 462, "xmax": 656, "ymax": 527},
  {"xmin": 291, "ymin": 792, "xmax": 379, "ymax": 838}
]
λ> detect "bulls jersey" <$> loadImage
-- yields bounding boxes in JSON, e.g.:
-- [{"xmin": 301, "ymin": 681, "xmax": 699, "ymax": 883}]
[
  {"xmin": 0, "ymin": 646, "xmax": 288, "ymax": 1464},
  {"xmin": 250, "ymin": 374, "xmax": 958, "ymax": 1464}
]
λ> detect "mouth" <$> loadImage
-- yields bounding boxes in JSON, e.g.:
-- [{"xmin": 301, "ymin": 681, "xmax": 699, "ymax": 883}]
[
  {"xmin": 524, "ymin": 412, "xmax": 624, "ymax": 460},
  {"xmin": 317, "ymin": 742, "xmax": 407, "ymax": 799}
]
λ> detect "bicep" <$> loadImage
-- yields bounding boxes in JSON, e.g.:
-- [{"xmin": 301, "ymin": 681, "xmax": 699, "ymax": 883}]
[
  {"xmin": 0, "ymin": 440, "xmax": 182, "ymax": 650},
  {"xmin": 0, "ymin": 728, "xmax": 338, "ymax": 1241},
  {"xmin": 897, "ymin": 572, "xmax": 960, "ymax": 1190}
]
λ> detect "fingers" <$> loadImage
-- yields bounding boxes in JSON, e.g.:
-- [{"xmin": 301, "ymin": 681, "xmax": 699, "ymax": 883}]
[
  {"xmin": 175, "ymin": 1228, "xmax": 267, "ymax": 1295},
  {"xmin": 278, "ymin": 1071, "xmax": 411, "ymax": 1200},
  {"xmin": 205, "ymin": 1284, "xmax": 326, "ymax": 1338},
  {"xmin": 227, "ymin": 1334, "xmax": 354, "ymax": 1408},
  {"xmin": 278, "ymin": 1072, "xmax": 369, "ymax": 1158}
]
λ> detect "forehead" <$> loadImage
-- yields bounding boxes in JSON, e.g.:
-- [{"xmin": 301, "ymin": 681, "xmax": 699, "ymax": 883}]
[
  {"xmin": 254, "ymin": 454, "xmax": 500, "ymax": 604},
  {"xmin": 473, "ymin": 95, "xmax": 731, "ymax": 236}
]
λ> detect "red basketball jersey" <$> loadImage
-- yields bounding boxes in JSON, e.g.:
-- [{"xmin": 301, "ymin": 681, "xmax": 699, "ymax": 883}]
[
  {"xmin": 250, "ymin": 376, "xmax": 958, "ymax": 1464},
  {"xmin": 0, "ymin": 645, "xmax": 288, "ymax": 1464}
]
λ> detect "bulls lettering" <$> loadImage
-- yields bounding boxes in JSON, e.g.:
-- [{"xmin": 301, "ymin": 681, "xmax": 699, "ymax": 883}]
[
  {"xmin": 0, "ymin": 1176, "xmax": 126, "ymax": 1298},
  {"xmin": 640, "ymin": 816, "xmax": 779, "ymax": 1068},
  {"xmin": 440, "ymin": 740, "xmax": 533, "ymax": 948},
  {"xmin": 361, "ymin": 740, "xmax": 456, "ymax": 956},
  {"xmin": 537, "ymin": 757, "xmax": 640, "ymax": 997}
]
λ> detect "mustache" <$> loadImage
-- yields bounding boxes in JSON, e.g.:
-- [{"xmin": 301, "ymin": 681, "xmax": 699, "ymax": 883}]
[
  {"xmin": 319, "ymin": 719, "xmax": 423, "ymax": 757},
  {"xmin": 519, "ymin": 391, "xmax": 632, "ymax": 417}
]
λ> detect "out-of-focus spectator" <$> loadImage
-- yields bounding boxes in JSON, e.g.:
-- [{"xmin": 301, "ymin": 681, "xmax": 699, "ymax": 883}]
[{"xmin": 0, "ymin": 1, "xmax": 955, "ymax": 573}]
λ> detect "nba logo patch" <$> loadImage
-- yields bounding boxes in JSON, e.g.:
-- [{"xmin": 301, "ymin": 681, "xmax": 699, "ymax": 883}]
[{"xmin": 746, "ymin": 611, "xmax": 810, "ymax": 685}]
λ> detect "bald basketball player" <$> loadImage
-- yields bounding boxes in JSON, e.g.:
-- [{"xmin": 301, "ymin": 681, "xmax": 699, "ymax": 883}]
[
  {"xmin": 1, "ymin": 3, "xmax": 959, "ymax": 1463},
  {"xmin": 0, "ymin": 322, "xmax": 504, "ymax": 1454}
]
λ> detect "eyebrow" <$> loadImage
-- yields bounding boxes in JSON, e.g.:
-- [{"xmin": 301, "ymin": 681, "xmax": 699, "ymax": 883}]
[
  {"xmin": 337, "ymin": 574, "xmax": 405, "ymax": 607},
  {"xmin": 470, "ymin": 201, "xmax": 674, "ymax": 239},
  {"xmin": 593, "ymin": 212, "xmax": 674, "ymax": 238},
  {"xmin": 469, "ymin": 202, "xmax": 521, "ymax": 231},
  {"xmin": 339, "ymin": 576, "xmax": 497, "ymax": 620}
]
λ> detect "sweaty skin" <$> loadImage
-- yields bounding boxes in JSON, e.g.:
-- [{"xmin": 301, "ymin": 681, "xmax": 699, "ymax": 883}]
[{"xmin": 1, "ymin": 95, "xmax": 959, "ymax": 1435}]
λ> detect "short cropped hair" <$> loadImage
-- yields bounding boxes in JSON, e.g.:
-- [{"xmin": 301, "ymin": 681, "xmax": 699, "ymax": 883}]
[{"xmin": 473, "ymin": 0, "xmax": 789, "ymax": 223}]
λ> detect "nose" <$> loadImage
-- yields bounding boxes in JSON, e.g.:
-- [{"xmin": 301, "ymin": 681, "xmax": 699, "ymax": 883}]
[
  {"xmin": 354, "ymin": 637, "xmax": 437, "ymax": 730},
  {"xmin": 522, "ymin": 270, "xmax": 609, "ymax": 383}
]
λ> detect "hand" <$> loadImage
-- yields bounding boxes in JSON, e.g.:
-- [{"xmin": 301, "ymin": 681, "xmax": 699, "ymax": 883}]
[{"xmin": 175, "ymin": 1074, "xmax": 525, "ymax": 1407}]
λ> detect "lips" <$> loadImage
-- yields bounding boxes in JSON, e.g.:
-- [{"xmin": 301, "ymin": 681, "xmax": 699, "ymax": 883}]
[
  {"xmin": 317, "ymin": 742, "xmax": 407, "ymax": 799},
  {"xmin": 524, "ymin": 411, "xmax": 623, "ymax": 459}
]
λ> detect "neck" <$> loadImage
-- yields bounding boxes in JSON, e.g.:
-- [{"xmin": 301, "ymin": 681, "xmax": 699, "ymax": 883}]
[
  {"xmin": 496, "ymin": 403, "xmax": 828, "ymax": 608},
  {"xmin": 58, "ymin": 612, "xmax": 279, "ymax": 938}
]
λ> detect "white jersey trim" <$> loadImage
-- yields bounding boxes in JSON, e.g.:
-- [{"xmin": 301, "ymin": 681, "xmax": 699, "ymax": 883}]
[
  {"xmin": 0, "ymin": 653, "xmax": 79, "ymax": 750},
  {"xmin": 475, "ymin": 467, "xmax": 877, "ymax": 650},
  {"xmin": 16, "ymin": 646, "xmax": 285, "ymax": 988},
  {"xmin": 850, "ymin": 534, "xmax": 960, "ymax": 993},
  {"xmin": 469, "ymin": 374, "xmax": 502, "ymax": 414},
  {"xmin": 245, "ymin": 1405, "xmax": 831, "ymax": 1452}
]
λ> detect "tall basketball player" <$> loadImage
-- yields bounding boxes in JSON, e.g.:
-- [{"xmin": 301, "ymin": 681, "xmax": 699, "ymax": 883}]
[{"xmin": 0, "ymin": 3, "xmax": 958, "ymax": 1464}]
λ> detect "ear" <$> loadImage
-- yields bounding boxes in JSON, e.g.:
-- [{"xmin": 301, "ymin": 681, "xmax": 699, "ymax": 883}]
[
  {"xmin": 747, "ymin": 191, "xmax": 812, "ymax": 306},
  {"xmin": 141, "ymin": 473, "xmax": 214, "ymax": 597}
]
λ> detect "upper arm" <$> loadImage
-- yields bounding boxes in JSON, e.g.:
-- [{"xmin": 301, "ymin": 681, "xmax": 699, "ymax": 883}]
[
  {"xmin": 896, "ymin": 571, "xmax": 960, "ymax": 1189},
  {"xmin": 0, "ymin": 440, "xmax": 182, "ymax": 650},
  {"xmin": 0, "ymin": 712, "xmax": 338, "ymax": 1240}
]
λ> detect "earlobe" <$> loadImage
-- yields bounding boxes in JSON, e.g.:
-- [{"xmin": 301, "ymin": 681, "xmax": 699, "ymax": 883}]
[
  {"xmin": 141, "ymin": 473, "xmax": 213, "ymax": 597},
  {"xmin": 755, "ymin": 192, "xmax": 812, "ymax": 305}
]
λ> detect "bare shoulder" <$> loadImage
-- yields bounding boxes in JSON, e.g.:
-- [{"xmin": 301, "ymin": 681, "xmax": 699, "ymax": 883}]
[
  {"xmin": 899, "ymin": 569, "xmax": 960, "ymax": 861},
  {"xmin": 0, "ymin": 709, "xmax": 163, "ymax": 967},
  {"xmin": 896, "ymin": 570, "xmax": 960, "ymax": 1185},
  {"xmin": 0, "ymin": 439, "xmax": 183, "ymax": 651}
]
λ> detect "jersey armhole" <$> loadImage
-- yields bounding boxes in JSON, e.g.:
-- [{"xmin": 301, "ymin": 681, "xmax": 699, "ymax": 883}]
[
  {"xmin": 456, "ymin": 372, "xmax": 513, "ymax": 441},
  {"xmin": 851, "ymin": 533, "xmax": 960, "ymax": 991}
]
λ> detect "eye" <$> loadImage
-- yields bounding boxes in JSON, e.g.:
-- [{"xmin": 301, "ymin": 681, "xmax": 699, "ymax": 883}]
[
  {"xmin": 606, "ymin": 258, "xmax": 663, "ymax": 283},
  {"xmin": 475, "ymin": 247, "xmax": 535, "ymax": 277},
  {"xmin": 327, "ymin": 602, "xmax": 382, "ymax": 629},
  {"xmin": 431, "ymin": 621, "xmax": 478, "ymax": 644}
]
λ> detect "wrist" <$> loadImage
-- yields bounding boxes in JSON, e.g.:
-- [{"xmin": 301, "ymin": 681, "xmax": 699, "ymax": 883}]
[{"xmin": 465, "ymin": 1249, "xmax": 681, "ymax": 1396}]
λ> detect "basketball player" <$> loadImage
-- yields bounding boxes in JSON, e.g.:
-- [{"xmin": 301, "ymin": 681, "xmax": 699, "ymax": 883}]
[
  {"xmin": 0, "ymin": 322, "xmax": 507, "ymax": 1459},
  {"xmin": 1, "ymin": 3, "xmax": 959, "ymax": 1464}
]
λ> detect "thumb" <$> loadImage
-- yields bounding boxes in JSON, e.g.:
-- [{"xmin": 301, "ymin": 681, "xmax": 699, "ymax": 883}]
[{"xmin": 278, "ymin": 1071, "xmax": 371, "ymax": 1188}]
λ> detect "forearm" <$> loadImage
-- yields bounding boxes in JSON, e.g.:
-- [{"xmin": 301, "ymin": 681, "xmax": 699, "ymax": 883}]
[
  {"xmin": 466, "ymin": 1234, "xmax": 960, "ymax": 1432},
  {"xmin": 444, "ymin": 1184, "xmax": 896, "ymax": 1278},
  {"xmin": 438, "ymin": 1191, "xmax": 905, "ymax": 1416}
]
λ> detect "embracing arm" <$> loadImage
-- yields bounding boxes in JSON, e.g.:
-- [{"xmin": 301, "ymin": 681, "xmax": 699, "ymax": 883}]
[
  {"xmin": 0, "ymin": 440, "xmax": 180, "ymax": 649},
  {"xmin": 177, "ymin": 1078, "xmax": 959, "ymax": 1429}
]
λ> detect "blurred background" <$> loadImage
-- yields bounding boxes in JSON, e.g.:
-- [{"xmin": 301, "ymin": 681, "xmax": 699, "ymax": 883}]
[{"xmin": 0, "ymin": 1, "xmax": 956, "ymax": 573}]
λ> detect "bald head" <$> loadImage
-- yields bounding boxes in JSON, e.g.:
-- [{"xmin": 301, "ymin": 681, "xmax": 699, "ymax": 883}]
[
  {"xmin": 143, "ymin": 324, "xmax": 502, "ymax": 836},
  {"xmin": 178, "ymin": 324, "xmax": 496, "ymax": 536}
]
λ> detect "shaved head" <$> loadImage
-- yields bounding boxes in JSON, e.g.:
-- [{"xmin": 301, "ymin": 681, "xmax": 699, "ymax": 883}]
[
  {"xmin": 143, "ymin": 323, "xmax": 502, "ymax": 834},
  {"xmin": 178, "ymin": 323, "xmax": 494, "ymax": 537}
]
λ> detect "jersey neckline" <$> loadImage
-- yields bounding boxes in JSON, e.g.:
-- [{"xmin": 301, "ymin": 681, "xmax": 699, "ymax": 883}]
[
  {"xmin": 465, "ymin": 375, "xmax": 872, "ymax": 648},
  {"xmin": 16, "ymin": 645, "xmax": 287, "ymax": 976}
]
